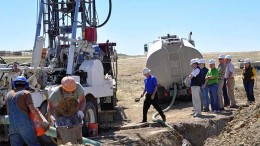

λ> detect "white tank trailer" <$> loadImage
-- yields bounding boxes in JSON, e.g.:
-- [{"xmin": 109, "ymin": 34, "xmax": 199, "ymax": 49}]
[{"xmin": 144, "ymin": 33, "xmax": 202, "ymax": 101}]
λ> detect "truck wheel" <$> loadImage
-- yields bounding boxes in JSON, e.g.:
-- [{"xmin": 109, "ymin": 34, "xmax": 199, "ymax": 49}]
[
  {"xmin": 82, "ymin": 101, "xmax": 97, "ymax": 137},
  {"xmin": 83, "ymin": 102, "xmax": 97, "ymax": 124}
]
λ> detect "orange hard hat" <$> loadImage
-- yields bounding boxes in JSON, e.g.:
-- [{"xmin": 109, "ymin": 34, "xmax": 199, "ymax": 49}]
[{"xmin": 61, "ymin": 76, "xmax": 76, "ymax": 92}]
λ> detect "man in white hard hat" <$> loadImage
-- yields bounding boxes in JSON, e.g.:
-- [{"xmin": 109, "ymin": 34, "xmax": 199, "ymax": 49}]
[
  {"xmin": 217, "ymin": 54, "xmax": 226, "ymax": 110},
  {"xmin": 224, "ymin": 55, "xmax": 236, "ymax": 108},
  {"xmin": 140, "ymin": 67, "xmax": 166, "ymax": 122},
  {"xmin": 199, "ymin": 59, "xmax": 209, "ymax": 112},
  {"xmin": 206, "ymin": 59, "xmax": 220, "ymax": 113},
  {"xmin": 189, "ymin": 59, "xmax": 202, "ymax": 117}
]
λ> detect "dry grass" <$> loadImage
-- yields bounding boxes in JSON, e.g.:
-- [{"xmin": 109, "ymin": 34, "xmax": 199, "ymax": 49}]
[
  {"xmin": 117, "ymin": 57, "xmax": 146, "ymax": 99},
  {"xmin": 1, "ymin": 52, "xmax": 259, "ymax": 124},
  {"xmin": 117, "ymin": 51, "xmax": 260, "ymax": 100},
  {"xmin": 1, "ymin": 51, "xmax": 259, "ymax": 100},
  {"xmin": 202, "ymin": 51, "xmax": 260, "ymax": 68},
  {"xmin": 1, "ymin": 56, "xmax": 31, "ymax": 64}
]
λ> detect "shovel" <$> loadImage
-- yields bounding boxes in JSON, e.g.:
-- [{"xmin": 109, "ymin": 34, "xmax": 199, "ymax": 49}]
[{"xmin": 135, "ymin": 97, "xmax": 141, "ymax": 102}]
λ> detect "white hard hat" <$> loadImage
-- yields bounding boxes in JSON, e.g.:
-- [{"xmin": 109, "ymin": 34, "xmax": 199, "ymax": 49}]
[
  {"xmin": 199, "ymin": 58, "xmax": 206, "ymax": 64},
  {"xmin": 244, "ymin": 58, "xmax": 251, "ymax": 64},
  {"xmin": 218, "ymin": 54, "xmax": 225, "ymax": 59},
  {"xmin": 142, "ymin": 67, "xmax": 151, "ymax": 74},
  {"xmin": 190, "ymin": 59, "xmax": 197, "ymax": 65},
  {"xmin": 195, "ymin": 58, "xmax": 200, "ymax": 63},
  {"xmin": 225, "ymin": 55, "xmax": 232, "ymax": 59},
  {"xmin": 209, "ymin": 59, "xmax": 216, "ymax": 65}
]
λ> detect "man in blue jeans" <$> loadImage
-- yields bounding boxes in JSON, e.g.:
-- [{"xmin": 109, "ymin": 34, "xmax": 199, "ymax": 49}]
[
  {"xmin": 5, "ymin": 76, "xmax": 49, "ymax": 146},
  {"xmin": 199, "ymin": 59, "xmax": 210, "ymax": 112},
  {"xmin": 206, "ymin": 59, "xmax": 220, "ymax": 113}
]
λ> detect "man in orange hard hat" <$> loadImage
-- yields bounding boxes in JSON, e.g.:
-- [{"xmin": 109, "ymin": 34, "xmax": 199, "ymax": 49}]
[{"xmin": 48, "ymin": 76, "xmax": 86, "ymax": 127}]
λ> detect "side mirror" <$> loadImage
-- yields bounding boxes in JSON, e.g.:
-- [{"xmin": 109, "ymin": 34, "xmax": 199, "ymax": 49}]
[{"xmin": 144, "ymin": 44, "xmax": 148, "ymax": 53}]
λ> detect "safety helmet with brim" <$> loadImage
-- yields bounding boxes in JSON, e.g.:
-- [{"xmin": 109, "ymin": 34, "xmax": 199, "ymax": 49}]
[{"xmin": 13, "ymin": 76, "xmax": 29, "ymax": 88}]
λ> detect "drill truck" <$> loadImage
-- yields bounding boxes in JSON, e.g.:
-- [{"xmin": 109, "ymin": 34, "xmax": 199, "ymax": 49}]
[{"xmin": 0, "ymin": 0, "xmax": 117, "ymax": 139}]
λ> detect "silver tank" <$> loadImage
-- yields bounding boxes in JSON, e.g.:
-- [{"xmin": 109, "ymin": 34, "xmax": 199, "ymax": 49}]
[{"xmin": 145, "ymin": 34, "xmax": 202, "ymax": 89}]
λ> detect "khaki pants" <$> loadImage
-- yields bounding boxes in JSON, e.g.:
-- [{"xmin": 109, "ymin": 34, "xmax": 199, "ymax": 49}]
[
  {"xmin": 218, "ymin": 79, "xmax": 224, "ymax": 109},
  {"xmin": 227, "ymin": 78, "xmax": 236, "ymax": 106},
  {"xmin": 191, "ymin": 86, "xmax": 201, "ymax": 115}
]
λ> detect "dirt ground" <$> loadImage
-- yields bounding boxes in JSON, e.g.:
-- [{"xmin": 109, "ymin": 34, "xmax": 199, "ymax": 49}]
[
  {"xmin": 116, "ymin": 55, "xmax": 260, "ymax": 124},
  {"xmin": 204, "ymin": 103, "xmax": 260, "ymax": 146},
  {"xmin": 97, "ymin": 54, "xmax": 260, "ymax": 146},
  {"xmin": 1, "ymin": 53, "xmax": 259, "ymax": 146}
]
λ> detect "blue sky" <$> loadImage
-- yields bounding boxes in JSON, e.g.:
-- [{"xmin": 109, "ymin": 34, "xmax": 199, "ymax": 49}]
[{"xmin": 0, "ymin": 0, "xmax": 259, "ymax": 55}]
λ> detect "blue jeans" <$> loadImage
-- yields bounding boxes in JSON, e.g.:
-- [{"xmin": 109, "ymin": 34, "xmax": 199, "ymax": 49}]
[
  {"xmin": 223, "ymin": 78, "xmax": 230, "ymax": 106},
  {"xmin": 9, "ymin": 125, "xmax": 40, "ymax": 146},
  {"xmin": 243, "ymin": 80, "xmax": 255, "ymax": 102},
  {"xmin": 200, "ymin": 87, "xmax": 209, "ymax": 110},
  {"xmin": 7, "ymin": 90, "xmax": 40, "ymax": 146},
  {"xmin": 208, "ymin": 83, "xmax": 220, "ymax": 111}
]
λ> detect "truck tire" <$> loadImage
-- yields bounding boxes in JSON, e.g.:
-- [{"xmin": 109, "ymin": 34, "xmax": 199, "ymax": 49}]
[
  {"xmin": 82, "ymin": 101, "xmax": 97, "ymax": 137},
  {"xmin": 84, "ymin": 101, "xmax": 97, "ymax": 123}
]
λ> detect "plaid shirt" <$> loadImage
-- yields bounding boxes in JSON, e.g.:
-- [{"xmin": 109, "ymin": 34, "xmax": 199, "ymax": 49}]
[{"xmin": 218, "ymin": 63, "xmax": 226, "ymax": 80}]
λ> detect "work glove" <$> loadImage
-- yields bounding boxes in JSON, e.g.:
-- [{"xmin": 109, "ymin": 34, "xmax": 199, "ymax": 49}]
[
  {"xmin": 41, "ymin": 121, "xmax": 50, "ymax": 131},
  {"xmin": 77, "ymin": 110, "xmax": 84, "ymax": 119}
]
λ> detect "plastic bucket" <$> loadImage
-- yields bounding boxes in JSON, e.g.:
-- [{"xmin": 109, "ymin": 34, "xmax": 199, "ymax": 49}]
[{"xmin": 88, "ymin": 123, "xmax": 98, "ymax": 137}]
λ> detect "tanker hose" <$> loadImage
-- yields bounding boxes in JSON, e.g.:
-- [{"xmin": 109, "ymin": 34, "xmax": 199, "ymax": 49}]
[
  {"xmin": 45, "ymin": 126, "xmax": 101, "ymax": 146},
  {"xmin": 152, "ymin": 84, "xmax": 177, "ymax": 129}
]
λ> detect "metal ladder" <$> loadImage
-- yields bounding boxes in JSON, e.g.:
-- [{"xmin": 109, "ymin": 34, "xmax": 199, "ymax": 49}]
[{"xmin": 166, "ymin": 44, "xmax": 184, "ymax": 86}]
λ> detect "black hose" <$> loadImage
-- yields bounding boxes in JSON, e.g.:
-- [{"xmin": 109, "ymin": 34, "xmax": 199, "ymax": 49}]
[
  {"xmin": 95, "ymin": 0, "xmax": 112, "ymax": 28},
  {"xmin": 86, "ymin": 0, "xmax": 112, "ymax": 28}
]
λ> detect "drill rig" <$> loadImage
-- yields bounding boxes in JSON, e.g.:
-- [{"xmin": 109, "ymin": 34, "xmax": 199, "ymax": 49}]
[{"xmin": 0, "ymin": 0, "xmax": 117, "ymax": 138}]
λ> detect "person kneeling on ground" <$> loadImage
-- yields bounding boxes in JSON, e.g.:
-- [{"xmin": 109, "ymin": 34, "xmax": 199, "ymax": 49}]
[
  {"xmin": 206, "ymin": 59, "xmax": 220, "ymax": 113},
  {"xmin": 242, "ymin": 58, "xmax": 257, "ymax": 104},
  {"xmin": 140, "ymin": 67, "xmax": 166, "ymax": 123}
]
